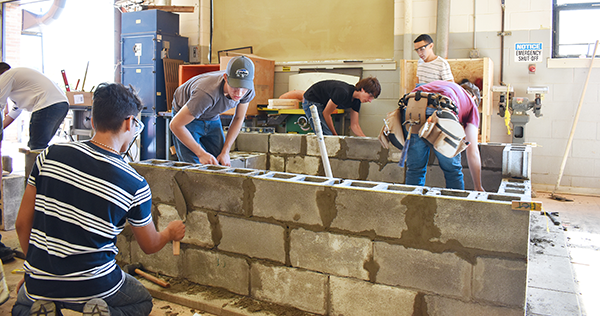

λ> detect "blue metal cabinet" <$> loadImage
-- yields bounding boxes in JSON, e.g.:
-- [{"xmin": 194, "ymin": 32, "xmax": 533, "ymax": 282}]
[{"xmin": 121, "ymin": 10, "xmax": 188, "ymax": 160}]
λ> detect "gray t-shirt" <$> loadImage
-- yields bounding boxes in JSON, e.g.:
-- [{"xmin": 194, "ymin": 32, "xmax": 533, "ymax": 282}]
[{"xmin": 172, "ymin": 71, "xmax": 255, "ymax": 121}]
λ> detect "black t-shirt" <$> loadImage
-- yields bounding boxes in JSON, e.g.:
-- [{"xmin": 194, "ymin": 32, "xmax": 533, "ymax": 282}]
[{"xmin": 303, "ymin": 80, "xmax": 361, "ymax": 112}]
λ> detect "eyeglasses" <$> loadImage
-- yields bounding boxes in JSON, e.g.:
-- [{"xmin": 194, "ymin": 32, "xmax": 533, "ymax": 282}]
[
  {"xmin": 129, "ymin": 115, "xmax": 144, "ymax": 137},
  {"xmin": 415, "ymin": 43, "xmax": 431, "ymax": 52}
]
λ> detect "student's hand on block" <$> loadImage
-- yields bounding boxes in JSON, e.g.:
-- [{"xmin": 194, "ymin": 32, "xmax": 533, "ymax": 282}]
[{"xmin": 198, "ymin": 152, "xmax": 219, "ymax": 165}]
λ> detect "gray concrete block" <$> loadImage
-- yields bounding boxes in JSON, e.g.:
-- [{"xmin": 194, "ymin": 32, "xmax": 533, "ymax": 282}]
[
  {"xmin": 218, "ymin": 215, "xmax": 286, "ymax": 263},
  {"xmin": 229, "ymin": 158, "xmax": 245, "ymax": 169},
  {"xmin": 131, "ymin": 161, "xmax": 193, "ymax": 204},
  {"xmin": 366, "ymin": 162, "xmax": 404, "ymax": 183},
  {"xmin": 290, "ymin": 228, "xmax": 371, "ymax": 280},
  {"xmin": 479, "ymin": 143, "xmax": 507, "ymax": 170},
  {"xmin": 329, "ymin": 158, "xmax": 361, "ymax": 179},
  {"xmin": 253, "ymin": 174, "xmax": 338, "ymax": 226},
  {"xmin": 473, "ymin": 257, "xmax": 527, "ymax": 307},
  {"xmin": 250, "ymin": 263, "xmax": 327, "ymax": 314},
  {"xmin": 235, "ymin": 132, "xmax": 270, "ymax": 153},
  {"xmin": 156, "ymin": 204, "xmax": 214, "ymax": 248},
  {"xmin": 176, "ymin": 168, "xmax": 249, "ymax": 215},
  {"xmin": 245, "ymin": 153, "xmax": 267, "ymax": 170},
  {"xmin": 184, "ymin": 248, "xmax": 249, "ymax": 296},
  {"xmin": 306, "ymin": 135, "xmax": 342, "ymax": 157},
  {"xmin": 1, "ymin": 173, "xmax": 25, "ymax": 230},
  {"xmin": 329, "ymin": 276, "xmax": 417, "ymax": 316},
  {"xmin": 434, "ymin": 198, "xmax": 530, "ymax": 256},
  {"xmin": 526, "ymin": 287, "xmax": 581, "ymax": 316},
  {"xmin": 269, "ymin": 155, "xmax": 285, "ymax": 172},
  {"xmin": 269, "ymin": 133, "xmax": 303, "ymax": 154},
  {"xmin": 425, "ymin": 295, "xmax": 524, "ymax": 316},
  {"xmin": 131, "ymin": 240, "xmax": 181, "ymax": 277},
  {"xmin": 331, "ymin": 186, "xmax": 408, "ymax": 239},
  {"xmin": 374, "ymin": 242, "xmax": 472, "ymax": 298},
  {"xmin": 286, "ymin": 156, "xmax": 321, "ymax": 175},
  {"xmin": 344, "ymin": 136, "xmax": 384, "ymax": 160},
  {"xmin": 425, "ymin": 165, "xmax": 447, "ymax": 189}
]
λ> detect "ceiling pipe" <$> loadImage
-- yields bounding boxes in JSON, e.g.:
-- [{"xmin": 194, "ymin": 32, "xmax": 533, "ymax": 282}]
[
  {"xmin": 435, "ymin": 0, "xmax": 451, "ymax": 58},
  {"xmin": 22, "ymin": 0, "xmax": 67, "ymax": 31}
]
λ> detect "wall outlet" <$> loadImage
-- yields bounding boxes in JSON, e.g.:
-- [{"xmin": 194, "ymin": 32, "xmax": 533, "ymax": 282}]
[{"xmin": 189, "ymin": 45, "xmax": 200, "ymax": 63}]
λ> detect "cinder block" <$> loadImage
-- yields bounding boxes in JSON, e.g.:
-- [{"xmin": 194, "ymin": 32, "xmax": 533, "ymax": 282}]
[
  {"xmin": 329, "ymin": 158, "xmax": 361, "ymax": 179},
  {"xmin": 1, "ymin": 173, "xmax": 25, "ymax": 230},
  {"xmin": 473, "ymin": 257, "xmax": 527, "ymax": 307},
  {"xmin": 250, "ymin": 263, "xmax": 327, "ymax": 314},
  {"xmin": 131, "ymin": 240, "xmax": 181, "ymax": 277},
  {"xmin": 229, "ymin": 158, "xmax": 245, "ymax": 168},
  {"xmin": 253, "ymin": 174, "xmax": 338, "ymax": 226},
  {"xmin": 218, "ymin": 215, "xmax": 286, "ymax": 263},
  {"xmin": 388, "ymin": 145, "xmax": 402, "ymax": 163},
  {"xmin": 269, "ymin": 133, "xmax": 303, "ymax": 154},
  {"xmin": 331, "ymin": 186, "xmax": 408, "ymax": 239},
  {"xmin": 366, "ymin": 162, "xmax": 404, "ymax": 183},
  {"xmin": 184, "ymin": 248, "xmax": 249, "ymax": 296},
  {"xmin": 245, "ymin": 153, "xmax": 267, "ymax": 169},
  {"xmin": 344, "ymin": 137, "xmax": 384, "ymax": 160},
  {"xmin": 503, "ymin": 144, "xmax": 532, "ymax": 179},
  {"xmin": 329, "ymin": 276, "xmax": 417, "ymax": 316},
  {"xmin": 176, "ymin": 168, "xmax": 249, "ymax": 215},
  {"xmin": 478, "ymin": 143, "xmax": 507, "ymax": 170},
  {"xmin": 131, "ymin": 161, "xmax": 192, "ymax": 204},
  {"xmin": 269, "ymin": 155, "xmax": 285, "ymax": 172},
  {"xmin": 425, "ymin": 295, "xmax": 523, "ymax": 316},
  {"xmin": 434, "ymin": 198, "xmax": 530, "ymax": 256},
  {"xmin": 156, "ymin": 204, "xmax": 214, "ymax": 248},
  {"xmin": 286, "ymin": 156, "xmax": 321, "ymax": 175},
  {"xmin": 235, "ymin": 132, "xmax": 270, "ymax": 153},
  {"xmin": 290, "ymin": 228, "xmax": 371, "ymax": 280},
  {"xmin": 374, "ymin": 242, "xmax": 472, "ymax": 298},
  {"xmin": 306, "ymin": 135, "xmax": 342, "ymax": 157}
]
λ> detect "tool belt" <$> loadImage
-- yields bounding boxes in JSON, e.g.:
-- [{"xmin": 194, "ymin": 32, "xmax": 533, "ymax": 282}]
[{"xmin": 400, "ymin": 91, "xmax": 469, "ymax": 158}]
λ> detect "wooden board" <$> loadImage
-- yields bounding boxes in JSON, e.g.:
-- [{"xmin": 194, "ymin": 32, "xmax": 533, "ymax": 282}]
[{"xmin": 401, "ymin": 58, "xmax": 494, "ymax": 143}]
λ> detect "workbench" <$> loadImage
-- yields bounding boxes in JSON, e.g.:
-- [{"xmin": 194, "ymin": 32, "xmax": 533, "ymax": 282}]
[{"xmin": 257, "ymin": 107, "xmax": 345, "ymax": 134}]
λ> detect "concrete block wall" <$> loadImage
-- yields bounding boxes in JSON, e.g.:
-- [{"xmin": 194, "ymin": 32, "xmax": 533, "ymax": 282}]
[
  {"xmin": 233, "ymin": 132, "xmax": 510, "ymax": 191},
  {"xmin": 122, "ymin": 160, "xmax": 531, "ymax": 315}
]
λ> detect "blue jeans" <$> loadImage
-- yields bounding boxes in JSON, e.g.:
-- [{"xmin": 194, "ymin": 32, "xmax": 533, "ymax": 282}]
[
  {"xmin": 302, "ymin": 100, "xmax": 333, "ymax": 135},
  {"xmin": 171, "ymin": 110, "xmax": 225, "ymax": 163},
  {"xmin": 404, "ymin": 107, "xmax": 464, "ymax": 189},
  {"xmin": 29, "ymin": 102, "xmax": 69, "ymax": 150},
  {"xmin": 12, "ymin": 273, "xmax": 153, "ymax": 316}
]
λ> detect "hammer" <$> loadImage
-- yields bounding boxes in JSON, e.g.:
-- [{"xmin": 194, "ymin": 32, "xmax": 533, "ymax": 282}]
[{"xmin": 122, "ymin": 263, "xmax": 170, "ymax": 288}]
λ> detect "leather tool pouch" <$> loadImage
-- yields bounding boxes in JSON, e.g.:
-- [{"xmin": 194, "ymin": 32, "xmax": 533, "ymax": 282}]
[{"xmin": 399, "ymin": 91, "xmax": 469, "ymax": 158}]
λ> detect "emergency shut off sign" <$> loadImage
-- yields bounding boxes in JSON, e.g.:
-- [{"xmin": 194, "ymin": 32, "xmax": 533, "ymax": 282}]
[{"xmin": 515, "ymin": 43, "xmax": 543, "ymax": 63}]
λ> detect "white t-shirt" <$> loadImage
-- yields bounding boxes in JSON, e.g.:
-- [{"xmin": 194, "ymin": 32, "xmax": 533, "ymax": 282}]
[
  {"xmin": 417, "ymin": 57, "xmax": 454, "ymax": 84},
  {"xmin": 0, "ymin": 67, "xmax": 68, "ymax": 119}
]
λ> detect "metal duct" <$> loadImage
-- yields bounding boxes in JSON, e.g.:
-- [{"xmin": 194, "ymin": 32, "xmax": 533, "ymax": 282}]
[
  {"xmin": 22, "ymin": 0, "xmax": 67, "ymax": 31},
  {"xmin": 435, "ymin": 0, "xmax": 450, "ymax": 58}
]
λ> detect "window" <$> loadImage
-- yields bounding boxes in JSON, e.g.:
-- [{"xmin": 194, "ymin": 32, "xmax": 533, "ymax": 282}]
[{"xmin": 553, "ymin": 1, "xmax": 600, "ymax": 58}]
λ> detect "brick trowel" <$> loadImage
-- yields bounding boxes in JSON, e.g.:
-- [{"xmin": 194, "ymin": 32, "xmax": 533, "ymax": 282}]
[{"xmin": 172, "ymin": 172, "xmax": 187, "ymax": 255}]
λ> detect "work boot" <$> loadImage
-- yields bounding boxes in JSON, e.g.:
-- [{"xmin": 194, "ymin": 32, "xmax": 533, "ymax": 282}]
[
  {"xmin": 29, "ymin": 300, "xmax": 57, "ymax": 316},
  {"xmin": 83, "ymin": 298, "xmax": 110, "ymax": 316},
  {"xmin": 0, "ymin": 242, "xmax": 15, "ymax": 263}
]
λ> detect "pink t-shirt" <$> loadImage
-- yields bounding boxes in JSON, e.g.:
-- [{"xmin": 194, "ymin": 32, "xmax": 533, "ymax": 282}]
[{"xmin": 411, "ymin": 80, "xmax": 479, "ymax": 128}]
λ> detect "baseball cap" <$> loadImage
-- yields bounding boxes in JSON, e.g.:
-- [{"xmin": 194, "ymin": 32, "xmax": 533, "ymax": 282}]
[{"xmin": 226, "ymin": 56, "xmax": 255, "ymax": 90}]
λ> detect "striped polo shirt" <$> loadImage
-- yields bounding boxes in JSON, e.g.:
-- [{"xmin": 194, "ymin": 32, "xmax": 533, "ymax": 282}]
[{"xmin": 23, "ymin": 141, "xmax": 153, "ymax": 303}]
